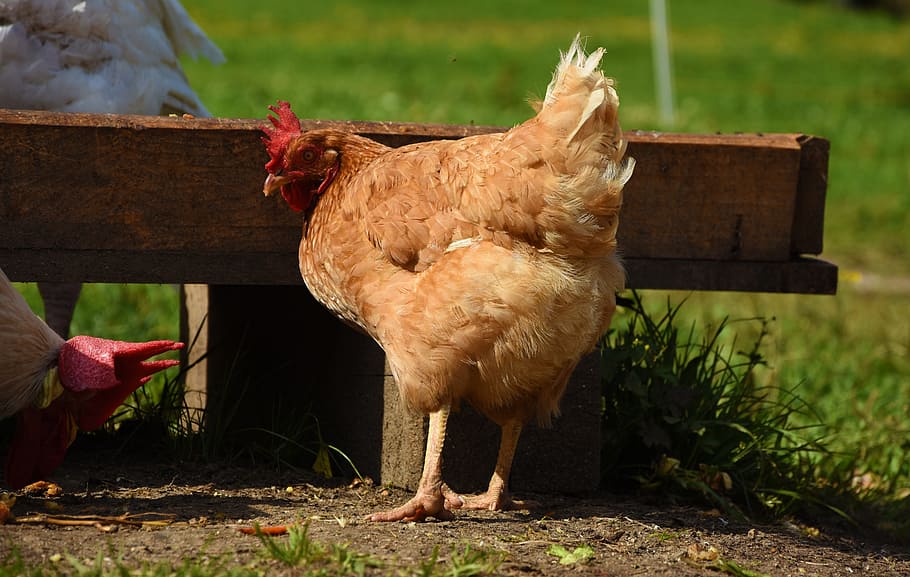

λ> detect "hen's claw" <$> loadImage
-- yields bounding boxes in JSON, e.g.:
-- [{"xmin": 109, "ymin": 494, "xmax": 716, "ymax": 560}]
[
  {"xmin": 445, "ymin": 489, "xmax": 535, "ymax": 512},
  {"xmin": 368, "ymin": 492, "xmax": 453, "ymax": 522},
  {"xmin": 442, "ymin": 483, "xmax": 464, "ymax": 510}
]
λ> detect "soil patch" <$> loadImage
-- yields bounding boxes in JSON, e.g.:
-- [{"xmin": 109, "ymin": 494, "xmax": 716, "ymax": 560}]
[{"xmin": 1, "ymin": 449, "xmax": 907, "ymax": 576}]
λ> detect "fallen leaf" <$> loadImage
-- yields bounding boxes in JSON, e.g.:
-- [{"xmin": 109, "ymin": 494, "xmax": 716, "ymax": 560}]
[
  {"xmin": 21, "ymin": 481, "xmax": 63, "ymax": 497},
  {"xmin": 802, "ymin": 525, "xmax": 820, "ymax": 538},
  {"xmin": 312, "ymin": 446, "xmax": 333, "ymax": 479},
  {"xmin": 686, "ymin": 543, "xmax": 719, "ymax": 562},
  {"xmin": 546, "ymin": 544, "xmax": 595, "ymax": 565}
]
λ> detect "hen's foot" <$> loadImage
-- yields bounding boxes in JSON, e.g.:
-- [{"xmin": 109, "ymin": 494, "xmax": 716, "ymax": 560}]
[
  {"xmin": 368, "ymin": 491, "xmax": 454, "ymax": 522},
  {"xmin": 445, "ymin": 489, "xmax": 536, "ymax": 512}
]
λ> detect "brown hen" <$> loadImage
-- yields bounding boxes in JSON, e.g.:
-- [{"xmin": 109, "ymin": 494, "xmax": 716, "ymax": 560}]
[{"xmin": 262, "ymin": 36, "xmax": 634, "ymax": 522}]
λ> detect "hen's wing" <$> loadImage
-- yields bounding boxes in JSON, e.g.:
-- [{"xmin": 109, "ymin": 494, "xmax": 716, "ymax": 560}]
[
  {"xmin": 352, "ymin": 133, "xmax": 549, "ymax": 272},
  {"xmin": 0, "ymin": 0, "xmax": 224, "ymax": 115}
]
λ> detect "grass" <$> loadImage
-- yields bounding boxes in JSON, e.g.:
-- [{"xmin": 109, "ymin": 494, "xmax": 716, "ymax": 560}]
[
  {"xmin": 600, "ymin": 291, "xmax": 910, "ymax": 531},
  {"xmin": 661, "ymin": 289, "xmax": 910, "ymax": 532},
  {"xmin": 6, "ymin": 0, "xmax": 910, "ymax": 558},
  {"xmin": 601, "ymin": 293, "xmax": 832, "ymax": 520},
  {"xmin": 0, "ymin": 525, "xmax": 505, "ymax": 577},
  {"xmin": 258, "ymin": 524, "xmax": 379, "ymax": 575}
]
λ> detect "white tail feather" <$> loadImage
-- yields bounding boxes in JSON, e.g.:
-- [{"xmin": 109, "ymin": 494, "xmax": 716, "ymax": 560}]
[
  {"xmin": 543, "ymin": 36, "xmax": 604, "ymax": 105},
  {"xmin": 527, "ymin": 35, "xmax": 634, "ymax": 257},
  {"xmin": 540, "ymin": 34, "xmax": 621, "ymax": 145}
]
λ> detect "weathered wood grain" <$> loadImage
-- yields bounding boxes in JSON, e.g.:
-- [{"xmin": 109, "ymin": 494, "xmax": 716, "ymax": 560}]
[
  {"xmin": 0, "ymin": 109, "xmax": 835, "ymax": 293},
  {"xmin": 791, "ymin": 134, "xmax": 830, "ymax": 256}
]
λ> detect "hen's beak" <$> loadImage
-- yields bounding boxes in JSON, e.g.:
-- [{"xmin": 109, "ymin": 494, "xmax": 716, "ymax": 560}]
[{"xmin": 263, "ymin": 173, "xmax": 288, "ymax": 197}]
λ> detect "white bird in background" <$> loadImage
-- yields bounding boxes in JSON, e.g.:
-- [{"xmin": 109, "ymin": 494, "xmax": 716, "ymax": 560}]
[{"xmin": 0, "ymin": 0, "xmax": 224, "ymax": 336}]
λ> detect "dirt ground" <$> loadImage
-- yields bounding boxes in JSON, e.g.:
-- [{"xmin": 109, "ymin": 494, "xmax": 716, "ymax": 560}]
[{"xmin": 1, "ymin": 448, "xmax": 908, "ymax": 577}]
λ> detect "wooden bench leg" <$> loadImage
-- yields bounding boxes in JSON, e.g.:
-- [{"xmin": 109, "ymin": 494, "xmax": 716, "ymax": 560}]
[
  {"xmin": 382, "ymin": 351, "xmax": 602, "ymax": 494},
  {"xmin": 180, "ymin": 284, "xmax": 209, "ymax": 430},
  {"xmin": 181, "ymin": 285, "xmax": 601, "ymax": 494},
  {"xmin": 179, "ymin": 284, "xmax": 385, "ymax": 475}
]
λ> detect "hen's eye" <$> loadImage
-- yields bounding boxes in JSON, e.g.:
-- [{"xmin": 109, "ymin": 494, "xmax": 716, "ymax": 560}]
[{"xmin": 302, "ymin": 149, "xmax": 316, "ymax": 162}]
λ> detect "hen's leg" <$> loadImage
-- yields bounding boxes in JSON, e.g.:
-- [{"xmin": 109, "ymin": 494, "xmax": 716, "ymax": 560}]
[
  {"xmin": 38, "ymin": 282, "xmax": 82, "ymax": 339},
  {"xmin": 449, "ymin": 420, "xmax": 530, "ymax": 511},
  {"xmin": 369, "ymin": 406, "xmax": 454, "ymax": 522}
]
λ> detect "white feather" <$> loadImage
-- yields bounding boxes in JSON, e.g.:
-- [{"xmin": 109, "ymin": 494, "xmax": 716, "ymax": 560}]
[
  {"xmin": 445, "ymin": 237, "xmax": 480, "ymax": 253},
  {"xmin": 0, "ymin": 0, "xmax": 223, "ymax": 116},
  {"xmin": 0, "ymin": 267, "xmax": 64, "ymax": 419},
  {"xmin": 540, "ymin": 34, "xmax": 615, "ymax": 142}
]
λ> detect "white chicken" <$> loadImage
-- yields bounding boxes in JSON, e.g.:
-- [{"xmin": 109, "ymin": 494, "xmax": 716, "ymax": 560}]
[
  {"xmin": 0, "ymin": 267, "xmax": 183, "ymax": 489},
  {"xmin": 0, "ymin": 0, "xmax": 223, "ymax": 116},
  {"xmin": 0, "ymin": 0, "xmax": 224, "ymax": 336}
]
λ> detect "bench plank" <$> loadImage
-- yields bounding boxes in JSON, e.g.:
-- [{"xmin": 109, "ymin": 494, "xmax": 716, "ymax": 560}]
[{"xmin": 0, "ymin": 109, "xmax": 835, "ymax": 293}]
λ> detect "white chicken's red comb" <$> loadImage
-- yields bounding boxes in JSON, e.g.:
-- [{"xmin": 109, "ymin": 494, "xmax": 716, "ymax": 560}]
[
  {"xmin": 262, "ymin": 100, "xmax": 302, "ymax": 173},
  {"xmin": 58, "ymin": 336, "xmax": 183, "ymax": 431}
]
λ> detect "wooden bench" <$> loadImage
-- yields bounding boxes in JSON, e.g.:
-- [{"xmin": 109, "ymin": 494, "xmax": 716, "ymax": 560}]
[{"xmin": 0, "ymin": 109, "xmax": 836, "ymax": 493}]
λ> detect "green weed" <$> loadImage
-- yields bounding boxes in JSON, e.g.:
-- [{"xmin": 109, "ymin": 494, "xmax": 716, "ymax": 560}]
[
  {"xmin": 254, "ymin": 523, "xmax": 326, "ymax": 567},
  {"xmin": 253, "ymin": 527, "xmax": 498, "ymax": 577},
  {"xmin": 444, "ymin": 544, "xmax": 504, "ymax": 577},
  {"xmin": 1, "ymin": 533, "xmax": 507, "ymax": 577},
  {"xmin": 601, "ymin": 292, "xmax": 833, "ymax": 519},
  {"xmin": 0, "ymin": 546, "xmax": 258, "ymax": 577}
]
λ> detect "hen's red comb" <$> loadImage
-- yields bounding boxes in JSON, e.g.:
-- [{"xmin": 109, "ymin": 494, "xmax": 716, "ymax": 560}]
[
  {"xmin": 262, "ymin": 100, "xmax": 302, "ymax": 173},
  {"xmin": 58, "ymin": 336, "xmax": 184, "ymax": 431}
]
